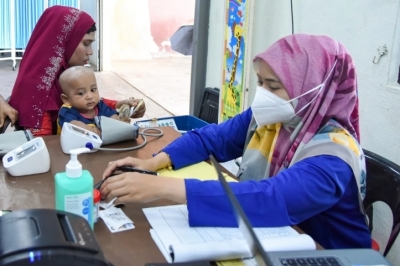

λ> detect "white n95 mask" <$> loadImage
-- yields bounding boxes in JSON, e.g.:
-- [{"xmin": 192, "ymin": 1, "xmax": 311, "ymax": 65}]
[
  {"xmin": 251, "ymin": 87, "xmax": 295, "ymax": 126},
  {"xmin": 251, "ymin": 56, "xmax": 338, "ymax": 127},
  {"xmin": 251, "ymin": 83, "xmax": 325, "ymax": 126}
]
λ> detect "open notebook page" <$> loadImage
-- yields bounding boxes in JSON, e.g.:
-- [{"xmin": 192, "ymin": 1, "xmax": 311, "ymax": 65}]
[{"xmin": 143, "ymin": 205, "xmax": 315, "ymax": 263}]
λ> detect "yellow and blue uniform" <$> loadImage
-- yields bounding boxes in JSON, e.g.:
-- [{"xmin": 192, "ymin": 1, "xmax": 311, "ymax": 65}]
[
  {"xmin": 57, "ymin": 100, "xmax": 117, "ymax": 134},
  {"xmin": 162, "ymin": 108, "xmax": 371, "ymax": 249}
]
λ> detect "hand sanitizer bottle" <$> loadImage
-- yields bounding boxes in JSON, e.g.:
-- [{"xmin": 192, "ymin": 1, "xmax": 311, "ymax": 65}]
[{"xmin": 55, "ymin": 148, "xmax": 94, "ymax": 229}]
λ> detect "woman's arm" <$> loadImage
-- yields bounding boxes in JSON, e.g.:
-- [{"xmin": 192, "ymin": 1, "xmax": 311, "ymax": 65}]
[
  {"xmin": 110, "ymin": 114, "xmax": 130, "ymax": 123},
  {"xmin": 100, "ymin": 154, "xmax": 354, "ymax": 227},
  {"xmin": 100, "ymin": 172, "xmax": 186, "ymax": 204},
  {"xmin": 185, "ymin": 155, "xmax": 354, "ymax": 227},
  {"xmin": 163, "ymin": 108, "xmax": 254, "ymax": 169},
  {"xmin": 70, "ymin": 120, "xmax": 101, "ymax": 136},
  {"xmin": 0, "ymin": 95, "xmax": 18, "ymax": 127}
]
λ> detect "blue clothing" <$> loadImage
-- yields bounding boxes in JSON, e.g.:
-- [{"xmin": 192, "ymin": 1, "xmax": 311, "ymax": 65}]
[
  {"xmin": 163, "ymin": 108, "xmax": 371, "ymax": 249},
  {"xmin": 57, "ymin": 100, "xmax": 117, "ymax": 133}
]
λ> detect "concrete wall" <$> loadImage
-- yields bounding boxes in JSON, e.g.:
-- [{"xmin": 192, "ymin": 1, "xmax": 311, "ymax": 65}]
[
  {"xmin": 206, "ymin": 0, "xmax": 400, "ymax": 163},
  {"xmin": 80, "ymin": 0, "xmax": 98, "ymax": 69},
  {"xmin": 148, "ymin": 0, "xmax": 195, "ymax": 50},
  {"xmin": 293, "ymin": 0, "xmax": 400, "ymax": 163},
  {"xmin": 101, "ymin": 0, "xmax": 194, "ymax": 71},
  {"xmin": 101, "ymin": 0, "xmax": 159, "ymax": 70},
  {"xmin": 205, "ymin": 1, "xmax": 225, "ymax": 94}
]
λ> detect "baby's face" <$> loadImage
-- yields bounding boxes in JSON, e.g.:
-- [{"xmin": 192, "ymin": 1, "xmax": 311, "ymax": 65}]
[{"xmin": 63, "ymin": 72, "xmax": 100, "ymax": 114}]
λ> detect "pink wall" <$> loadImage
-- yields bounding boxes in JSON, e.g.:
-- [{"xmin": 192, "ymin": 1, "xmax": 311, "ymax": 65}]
[{"xmin": 148, "ymin": 0, "xmax": 195, "ymax": 49}]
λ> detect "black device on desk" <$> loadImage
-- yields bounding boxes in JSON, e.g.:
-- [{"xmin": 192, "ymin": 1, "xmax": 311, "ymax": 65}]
[{"xmin": 0, "ymin": 209, "xmax": 111, "ymax": 266}]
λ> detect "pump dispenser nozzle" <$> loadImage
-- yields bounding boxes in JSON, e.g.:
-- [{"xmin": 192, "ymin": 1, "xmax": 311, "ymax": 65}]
[{"xmin": 66, "ymin": 148, "xmax": 90, "ymax": 178}]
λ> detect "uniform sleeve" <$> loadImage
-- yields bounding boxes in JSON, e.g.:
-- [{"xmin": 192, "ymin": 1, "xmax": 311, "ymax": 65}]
[
  {"xmin": 163, "ymin": 108, "xmax": 253, "ymax": 169},
  {"xmin": 58, "ymin": 106, "xmax": 81, "ymax": 129},
  {"xmin": 98, "ymin": 100, "xmax": 118, "ymax": 117},
  {"xmin": 101, "ymin": 98, "xmax": 118, "ymax": 110},
  {"xmin": 185, "ymin": 155, "xmax": 353, "ymax": 227}
]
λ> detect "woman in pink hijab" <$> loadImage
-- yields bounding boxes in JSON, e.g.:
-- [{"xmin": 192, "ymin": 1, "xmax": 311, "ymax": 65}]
[
  {"xmin": 99, "ymin": 34, "xmax": 370, "ymax": 249},
  {"xmin": 8, "ymin": 6, "xmax": 145, "ymax": 135}
]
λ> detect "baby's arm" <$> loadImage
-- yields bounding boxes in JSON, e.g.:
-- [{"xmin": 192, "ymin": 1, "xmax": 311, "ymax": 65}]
[
  {"xmin": 58, "ymin": 106, "xmax": 102, "ymax": 135},
  {"xmin": 111, "ymin": 114, "xmax": 131, "ymax": 123},
  {"xmin": 98, "ymin": 100, "xmax": 130, "ymax": 123},
  {"xmin": 69, "ymin": 120, "xmax": 101, "ymax": 136}
]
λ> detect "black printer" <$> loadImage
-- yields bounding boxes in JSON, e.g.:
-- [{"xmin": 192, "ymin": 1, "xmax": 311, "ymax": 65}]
[{"xmin": 0, "ymin": 209, "xmax": 111, "ymax": 266}]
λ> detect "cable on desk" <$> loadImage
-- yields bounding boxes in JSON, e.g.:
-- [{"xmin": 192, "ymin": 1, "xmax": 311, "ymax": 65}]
[{"xmin": 95, "ymin": 128, "xmax": 164, "ymax": 152}]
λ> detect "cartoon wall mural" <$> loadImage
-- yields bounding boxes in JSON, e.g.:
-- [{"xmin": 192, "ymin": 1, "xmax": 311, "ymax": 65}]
[{"xmin": 220, "ymin": 0, "xmax": 248, "ymax": 122}]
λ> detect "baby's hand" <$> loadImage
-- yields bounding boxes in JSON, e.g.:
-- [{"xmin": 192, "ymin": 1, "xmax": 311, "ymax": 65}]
[
  {"xmin": 128, "ymin": 99, "xmax": 145, "ymax": 118},
  {"xmin": 118, "ymin": 103, "xmax": 131, "ymax": 119},
  {"xmin": 110, "ymin": 114, "xmax": 129, "ymax": 123},
  {"xmin": 91, "ymin": 126, "xmax": 101, "ymax": 136},
  {"xmin": 120, "ymin": 117, "xmax": 131, "ymax": 123}
]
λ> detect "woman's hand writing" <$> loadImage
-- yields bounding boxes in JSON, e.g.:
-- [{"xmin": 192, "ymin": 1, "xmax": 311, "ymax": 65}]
[
  {"xmin": 100, "ymin": 172, "xmax": 186, "ymax": 204},
  {"xmin": 102, "ymin": 157, "xmax": 157, "ymax": 180}
]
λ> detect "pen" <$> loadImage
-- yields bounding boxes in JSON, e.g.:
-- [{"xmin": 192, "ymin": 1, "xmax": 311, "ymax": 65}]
[
  {"xmin": 116, "ymin": 166, "xmax": 158, "ymax": 176},
  {"xmin": 93, "ymin": 166, "xmax": 158, "ymax": 190},
  {"xmin": 93, "ymin": 174, "xmax": 113, "ymax": 190}
]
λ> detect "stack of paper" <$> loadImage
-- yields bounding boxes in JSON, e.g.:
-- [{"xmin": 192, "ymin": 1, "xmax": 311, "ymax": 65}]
[{"xmin": 143, "ymin": 205, "xmax": 316, "ymax": 263}]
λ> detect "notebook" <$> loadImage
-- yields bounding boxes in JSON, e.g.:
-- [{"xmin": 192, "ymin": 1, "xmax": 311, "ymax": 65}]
[
  {"xmin": 210, "ymin": 155, "xmax": 393, "ymax": 266},
  {"xmin": 143, "ymin": 205, "xmax": 315, "ymax": 263},
  {"xmin": 157, "ymin": 161, "xmax": 236, "ymax": 182}
]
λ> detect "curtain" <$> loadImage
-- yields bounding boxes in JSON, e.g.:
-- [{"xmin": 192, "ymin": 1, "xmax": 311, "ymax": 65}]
[
  {"xmin": 49, "ymin": 0, "xmax": 79, "ymax": 7},
  {"xmin": 0, "ymin": 0, "xmax": 11, "ymax": 49},
  {"xmin": 15, "ymin": 0, "xmax": 45, "ymax": 49},
  {"xmin": 0, "ymin": 0, "xmax": 79, "ymax": 49}
]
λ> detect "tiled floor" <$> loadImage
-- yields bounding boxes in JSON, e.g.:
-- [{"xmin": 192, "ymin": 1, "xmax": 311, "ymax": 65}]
[{"xmin": 110, "ymin": 54, "xmax": 192, "ymax": 117}]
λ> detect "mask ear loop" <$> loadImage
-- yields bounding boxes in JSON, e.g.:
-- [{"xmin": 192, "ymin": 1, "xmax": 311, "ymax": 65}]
[
  {"xmin": 287, "ymin": 45, "xmax": 339, "ymax": 115},
  {"xmin": 290, "ymin": 84, "xmax": 324, "ymax": 115},
  {"xmin": 288, "ymin": 57, "xmax": 338, "ymax": 104}
]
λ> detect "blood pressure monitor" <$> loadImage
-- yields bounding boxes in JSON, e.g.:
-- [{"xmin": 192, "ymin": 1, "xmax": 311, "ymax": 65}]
[
  {"xmin": 2, "ymin": 137, "xmax": 50, "ymax": 176},
  {"xmin": 60, "ymin": 123, "xmax": 103, "ymax": 154}
]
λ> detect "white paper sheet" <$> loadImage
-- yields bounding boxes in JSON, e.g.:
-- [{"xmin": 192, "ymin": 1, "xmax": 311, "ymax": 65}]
[
  {"xmin": 143, "ymin": 205, "xmax": 316, "ymax": 263},
  {"xmin": 99, "ymin": 207, "xmax": 134, "ymax": 233}
]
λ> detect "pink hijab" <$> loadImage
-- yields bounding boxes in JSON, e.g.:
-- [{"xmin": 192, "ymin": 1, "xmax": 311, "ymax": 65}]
[
  {"xmin": 9, "ymin": 6, "xmax": 95, "ymax": 129},
  {"xmin": 254, "ymin": 34, "xmax": 360, "ymax": 175}
]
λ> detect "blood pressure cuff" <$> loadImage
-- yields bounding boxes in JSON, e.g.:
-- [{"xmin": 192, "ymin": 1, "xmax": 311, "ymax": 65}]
[{"xmin": 0, "ymin": 130, "xmax": 33, "ymax": 156}]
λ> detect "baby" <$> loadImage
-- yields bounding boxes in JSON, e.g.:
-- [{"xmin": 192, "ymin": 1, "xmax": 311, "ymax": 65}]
[{"xmin": 57, "ymin": 66, "xmax": 128, "ymax": 135}]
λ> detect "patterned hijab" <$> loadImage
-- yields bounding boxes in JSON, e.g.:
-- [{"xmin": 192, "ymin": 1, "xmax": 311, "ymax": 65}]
[
  {"xmin": 9, "ymin": 6, "xmax": 94, "ymax": 129},
  {"xmin": 239, "ymin": 34, "xmax": 360, "ymax": 179}
]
